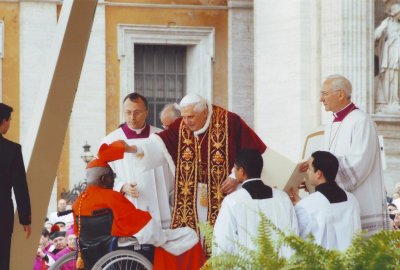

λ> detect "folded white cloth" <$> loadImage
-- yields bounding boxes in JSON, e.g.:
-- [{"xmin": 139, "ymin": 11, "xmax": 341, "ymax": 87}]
[
  {"xmin": 117, "ymin": 236, "xmax": 140, "ymax": 247},
  {"xmin": 117, "ymin": 224, "xmax": 198, "ymax": 256},
  {"xmin": 160, "ymin": 227, "xmax": 198, "ymax": 256}
]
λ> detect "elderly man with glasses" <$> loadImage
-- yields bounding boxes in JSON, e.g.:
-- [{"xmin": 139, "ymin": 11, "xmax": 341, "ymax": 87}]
[{"xmin": 301, "ymin": 74, "xmax": 388, "ymax": 235}]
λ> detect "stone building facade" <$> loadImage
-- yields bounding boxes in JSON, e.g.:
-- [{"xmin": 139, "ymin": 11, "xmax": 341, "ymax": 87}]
[{"xmin": 0, "ymin": 0, "xmax": 398, "ymax": 213}]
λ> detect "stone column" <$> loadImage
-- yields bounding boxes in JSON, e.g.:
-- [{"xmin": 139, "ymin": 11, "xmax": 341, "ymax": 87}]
[
  {"xmin": 20, "ymin": 0, "xmax": 58, "ymax": 214},
  {"xmin": 320, "ymin": 0, "xmax": 375, "ymax": 115},
  {"xmin": 227, "ymin": 0, "xmax": 254, "ymax": 127},
  {"xmin": 20, "ymin": 1, "xmax": 58, "ymax": 145},
  {"xmin": 69, "ymin": 3, "xmax": 106, "ymax": 189},
  {"xmin": 254, "ymin": 0, "xmax": 320, "ymax": 160}
]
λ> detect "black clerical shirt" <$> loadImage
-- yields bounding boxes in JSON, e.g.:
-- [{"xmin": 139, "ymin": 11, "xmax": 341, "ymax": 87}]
[{"xmin": 315, "ymin": 182, "xmax": 347, "ymax": 203}]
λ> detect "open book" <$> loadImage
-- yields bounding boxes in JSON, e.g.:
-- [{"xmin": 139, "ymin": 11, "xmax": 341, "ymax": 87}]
[
  {"xmin": 260, "ymin": 130, "xmax": 324, "ymax": 194},
  {"xmin": 260, "ymin": 148, "xmax": 307, "ymax": 193}
]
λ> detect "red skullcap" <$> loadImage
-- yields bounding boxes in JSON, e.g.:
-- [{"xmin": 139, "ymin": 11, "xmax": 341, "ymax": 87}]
[{"xmin": 86, "ymin": 141, "xmax": 125, "ymax": 169}]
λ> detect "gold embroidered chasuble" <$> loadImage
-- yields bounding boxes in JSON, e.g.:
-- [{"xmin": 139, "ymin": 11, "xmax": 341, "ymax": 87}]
[{"xmin": 171, "ymin": 106, "xmax": 229, "ymax": 232}]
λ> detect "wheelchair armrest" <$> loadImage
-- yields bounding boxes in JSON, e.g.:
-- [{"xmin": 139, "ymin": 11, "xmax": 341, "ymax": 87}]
[
  {"xmin": 109, "ymin": 237, "xmax": 119, "ymax": 252},
  {"xmin": 117, "ymin": 236, "xmax": 140, "ymax": 248}
]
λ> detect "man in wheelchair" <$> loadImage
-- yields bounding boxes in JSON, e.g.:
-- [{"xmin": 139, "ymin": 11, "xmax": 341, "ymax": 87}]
[{"xmin": 72, "ymin": 141, "xmax": 205, "ymax": 270}]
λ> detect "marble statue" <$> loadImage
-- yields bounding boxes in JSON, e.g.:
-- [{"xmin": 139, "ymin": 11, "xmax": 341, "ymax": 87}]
[{"xmin": 375, "ymin": 3, "xmax": 400, "ymax": 114}]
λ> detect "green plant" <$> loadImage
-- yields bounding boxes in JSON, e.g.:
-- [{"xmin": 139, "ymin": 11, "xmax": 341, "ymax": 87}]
[
  {"xmin": 201, "ymin": 212, "xmax": 289, "ymax": 270},
  {"xmin": 342, "ymin": 230, "xmax": 400, "ymax": 270},
  {"xmin": 200, "ymin": 213, "xmax": 400, "ymax": 270}
]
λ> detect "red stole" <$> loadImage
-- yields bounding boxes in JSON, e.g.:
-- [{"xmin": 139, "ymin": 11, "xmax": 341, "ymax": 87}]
[{"xmin": 171, "ymin": 106, "xmax": 229, "ymax": 231}]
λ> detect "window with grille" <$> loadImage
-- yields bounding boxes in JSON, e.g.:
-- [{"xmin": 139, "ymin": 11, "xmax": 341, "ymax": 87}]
[{"xmin": 134, "ymin": 44, "xmax": 186, "ymax": 128}]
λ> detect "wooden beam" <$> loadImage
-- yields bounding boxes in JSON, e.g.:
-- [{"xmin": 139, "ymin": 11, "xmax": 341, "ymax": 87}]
[{"xmin": 10, "ymin": 0, "xmax": 97, "ymax": 268}]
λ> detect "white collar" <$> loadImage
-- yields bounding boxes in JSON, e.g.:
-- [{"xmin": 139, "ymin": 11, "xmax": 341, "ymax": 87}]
[
  {"xmin": 127, "ymin": 123, "xmax": 147, "ymax": 134},
  {"xmin": 193, "ymin": 100, "xmax": 213, "ymax": 137}
]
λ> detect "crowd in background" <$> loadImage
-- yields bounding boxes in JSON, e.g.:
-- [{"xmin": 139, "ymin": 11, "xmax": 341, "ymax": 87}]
[
  {"xmin": 34, "ymin": 199, "xmax": 75, "ymax": 269},
  {"xmin": 387, "ymin": 183, "xmax": 400, "ymax": 230}
]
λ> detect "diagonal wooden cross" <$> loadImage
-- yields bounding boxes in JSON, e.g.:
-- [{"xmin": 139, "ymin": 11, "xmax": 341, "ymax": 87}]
[{"xmin": 10, "ymin": 0, "xmax": 97, "ymax": 268}]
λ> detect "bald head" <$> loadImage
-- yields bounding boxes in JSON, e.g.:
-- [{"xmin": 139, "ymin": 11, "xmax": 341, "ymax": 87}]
[
  {"xmin": 160, "ymin": 103, "xmax": 180, "ymax": 129},
  {"xmin": 57, "ymin": 199, "xmax": 67, "ymax": 212},
  {"xmin": 86, "ymin": 166, "xmax": 114, "ymax": 188},
  {"xmin": 320, "ymin": 74, "xmax": 352, "ymax": 113},
  {"xmin": 324, "ymin": 74, "xmax": 352, "ymax": 98}
]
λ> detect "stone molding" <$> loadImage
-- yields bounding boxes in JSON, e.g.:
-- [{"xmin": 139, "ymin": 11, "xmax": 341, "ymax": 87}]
[
  {"xmin": 118, "ymin": 24, "xmax": 215, "ymax": 120},
  {"xmin": 228, "ymin": 0, "xmax": 253, "ymax": 9},
  {"xmin": 0, "ymin": 0, "xmax": 226, "ymax": 9},
  {"xmin": 372, "ymin": 114, "xmax": 400, "ymax": 122},
  {"xmin": 105, "ymin": 1, "xmax": 226, "ymax": 9}
]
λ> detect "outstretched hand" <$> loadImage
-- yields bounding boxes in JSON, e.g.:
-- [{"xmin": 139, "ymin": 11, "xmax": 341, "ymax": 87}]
[
  {"xmin": 299, "ymin": 160, "xmax": 309, "ymax": 173},
  {"xmin": 221, "ymin": 176, "xmax": 240, "ymax": 195},
  {"xmin": 116, "ymin": 140, "xmax": 137, "ymax": 153}
]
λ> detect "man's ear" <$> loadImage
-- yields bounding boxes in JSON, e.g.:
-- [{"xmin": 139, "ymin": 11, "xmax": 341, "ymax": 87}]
[
  {"xmin": 99, "ymin": 174, "xmax": 114, "ymax": 189},
  {"xmin": 202, "ymin": 108, "xmax": 208, "ymax": 117},
  {"xmin": 315, "ymin": 170, "xmax": 323, "ymax": 179},
  {"xmin": 338, "ymin": 90, "xmax": 348, "ymax": 101},
  {"xmin": 238, "ymin": 167, "xmax": 247, "ymax": 179},
  {"xmin": 99, "ymin": 175, "xmax": 106, "ymax": 186}
]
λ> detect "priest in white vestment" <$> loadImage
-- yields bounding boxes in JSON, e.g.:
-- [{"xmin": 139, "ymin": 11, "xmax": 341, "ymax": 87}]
[
  {"xmin": 290, "ymin": 151, "xmax": 361, "ymax": 251},
  {"xmin": 48, "ymin": 199, "xmax": 74, "ymax": 227},
  {"xmin": 318, "ymin": 74, "xmax": 388, "ymax": 234},
  {"xmin": 213, "ymin": 149, "xmax": 298, "ymax": 258},
  {"xmin": 102, "ymin": 93, "xmax": 173, "ymax": 229}
]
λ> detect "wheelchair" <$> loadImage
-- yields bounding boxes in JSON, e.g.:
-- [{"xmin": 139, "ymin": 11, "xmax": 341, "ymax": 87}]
[
  {"xmin": 49, "ymin": 248, "xmax": 152, "ymax": 270},
  {"xmin": 49, "ymin": 208, "xmax": 153, "ymax": 270}
]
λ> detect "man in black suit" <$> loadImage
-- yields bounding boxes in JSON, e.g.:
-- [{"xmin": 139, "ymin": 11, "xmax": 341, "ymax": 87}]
[{"xmin": 0, "ymin": 103, "xmax": 31, "ymax": 270}]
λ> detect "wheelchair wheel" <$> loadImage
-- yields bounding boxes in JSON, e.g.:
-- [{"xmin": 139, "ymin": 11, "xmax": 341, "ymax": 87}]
[
  {"xmin": 92, "ymin": 250, "xmax": 152, "ymax": 270},
  {"xmin": 49, "ymin": 252, "xmax": 76, "ymax": 270}
]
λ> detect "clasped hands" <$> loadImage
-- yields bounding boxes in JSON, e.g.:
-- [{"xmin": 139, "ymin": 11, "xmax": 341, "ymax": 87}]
[
  {"xmin": 122, "ymin": 183, "xmax": 140, "ymax": 198},
  {"xmin": 287, "ymin": 160, "xmax": 309, "ymax": 205}
]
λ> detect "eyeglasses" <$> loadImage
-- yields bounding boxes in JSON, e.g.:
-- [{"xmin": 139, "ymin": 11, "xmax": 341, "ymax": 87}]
[
  {"xmin": 320, "ymin": 90, "xmax": 341, "ymax": 97},
  {"xmin": 124, "ymin": 110, "xmax": 145, "ymax": 117}
]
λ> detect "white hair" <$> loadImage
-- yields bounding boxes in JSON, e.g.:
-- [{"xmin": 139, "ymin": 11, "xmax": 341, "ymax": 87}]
[
  {"xmin": 390, "ymin": 3, "xmax": 400, "ymax": 16},
  {"xmin": 86, "ymin": 167, "xmax": 111, "ymax": 185},
  {"xmin": 177, "ymin": 94, "xmax": 208, "ymax": 113},
  {"xmin": 160, "ymin": 103, "xmax": 181, "ymax": 119},
  {"xmin": 324, "ymin": 74, "xmax": 352, "ymax": 98}
]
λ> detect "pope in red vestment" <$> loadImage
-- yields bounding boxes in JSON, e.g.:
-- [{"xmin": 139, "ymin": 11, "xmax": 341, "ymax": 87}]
[
  {"xmin": 124, "ymin": 94, "xmax": 267, "ymax": 232},
  {"xmin": 72, "ymin": 141, "xmax": 205, "ymax": 270}
]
